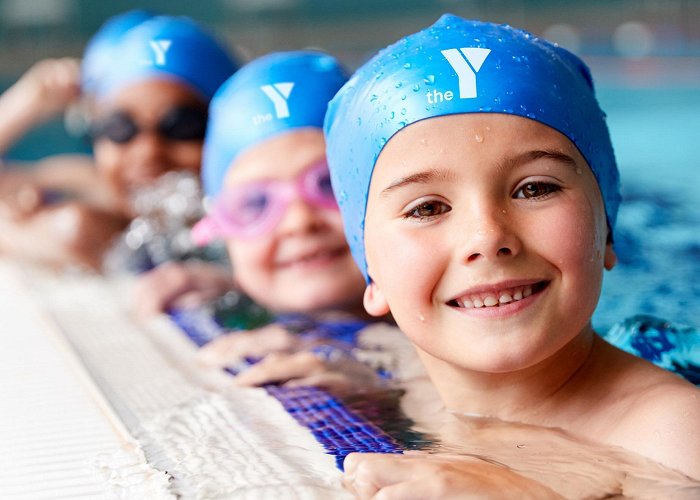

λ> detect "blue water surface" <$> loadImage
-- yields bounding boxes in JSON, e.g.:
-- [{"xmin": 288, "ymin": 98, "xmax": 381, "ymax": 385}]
[{"xmin": 593, "ymin": 87, "xmax": 700, "ymax": 331}]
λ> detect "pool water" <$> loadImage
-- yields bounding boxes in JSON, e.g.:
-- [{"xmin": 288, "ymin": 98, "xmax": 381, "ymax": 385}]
[{"xmin": 593, "ymin": 86, "xmax": 700, "ymax": 331}]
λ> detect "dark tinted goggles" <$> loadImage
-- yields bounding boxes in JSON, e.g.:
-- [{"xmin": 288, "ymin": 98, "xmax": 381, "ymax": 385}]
[{"xmin": 90, "ymin": 106, "xmax": 208, "ymax": 144}]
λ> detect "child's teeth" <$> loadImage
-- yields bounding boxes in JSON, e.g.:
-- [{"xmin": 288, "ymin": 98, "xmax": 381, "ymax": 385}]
[
  {"xmin": 483, "ymin": 295, "xmax": 498, "ymax": 307},
  {"xmin": 499, "ymin": 293, "xmax": 513, "ymax": 304},
  {"xmin": 454, "ymin": 284, "xmax": 541, "ymax": 309}
]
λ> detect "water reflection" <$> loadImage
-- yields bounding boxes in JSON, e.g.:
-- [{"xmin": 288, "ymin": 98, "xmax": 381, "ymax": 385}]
[{"xmin": 334, "ymin": 324, "xmax": 700, "ymax": 498}]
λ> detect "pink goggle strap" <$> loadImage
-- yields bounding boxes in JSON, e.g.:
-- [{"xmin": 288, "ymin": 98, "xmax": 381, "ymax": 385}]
[{"xmin": 191, "ymin": 215, "xmax": 220, "ymax": 247}]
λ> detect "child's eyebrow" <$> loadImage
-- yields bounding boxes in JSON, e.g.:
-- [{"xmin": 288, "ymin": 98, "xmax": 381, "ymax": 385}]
[
  {"xmin": 380, "ymin": 168, "xmax": 456, "ymax": 197},
  {"xmin": 506, "ymin": 149, "xmax": 579, "ymax": 170},
  {"xmin": 380, "ymin": 150, "xmax": 578, "ymax": 196}
]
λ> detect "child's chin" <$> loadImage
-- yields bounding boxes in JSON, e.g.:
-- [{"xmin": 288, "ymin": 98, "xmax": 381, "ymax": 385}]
[{"xmin": 280, "ymin": 284, "xmax": 352, "ymax": 313}]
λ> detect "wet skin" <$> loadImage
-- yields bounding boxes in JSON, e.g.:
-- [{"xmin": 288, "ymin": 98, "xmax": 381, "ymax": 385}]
[{"xmin": 363, "ymin": 113, "xmax": 615, "ymax": 391}]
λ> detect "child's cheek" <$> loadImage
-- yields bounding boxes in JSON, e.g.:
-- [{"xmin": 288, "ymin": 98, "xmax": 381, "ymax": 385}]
[
  {"xmin": 538, "ymin": 198, "xmax": 606, "ymax": 313},
  {"xmin": 227, "ymin": 238, "xmax": 276, "ymax": 299},
  {"xmin": 369, "ymin": 222, "xmax": 446, "ymax": 329},
  {"xmin": 322, "ymin": 209, "xmax": 347, "ymax": 234}
]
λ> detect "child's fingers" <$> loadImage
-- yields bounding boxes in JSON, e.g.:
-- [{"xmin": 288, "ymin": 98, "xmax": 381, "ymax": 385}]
[
  {"xmin": 372, "ymin": 479, "xmax": 444, "ymax": 500},
  {"xmin": 198, "ymin": 324, "xmax": 297, "ymax": 366},
  {"xmin": 134, "ymin": 263, "xmax": 193, "ymax": 316},
  {"xmin": 345, "ymin": 453, "xmax": 564, "ymax": 500},
  {"xmin": 0, "ymin": 183, "xmax": 43, "ymax": 220},
  {"xmin": 282, "ymin": 371, "xmax": 350, "ymax": 392},
  {"xmin": 19, "ymin": 58, "xmax": 81, "ymax": 118},
  {"xmin": 231, "ymin": 351, "xmax": 324, "ymax": 387},
  {"xmin": 343, "ymin": 453, "xmax": 475, "ymax": 499},
  {"xmin": 134, "ymin": 261, "xmax": 236, "ymax": 317},
  {"xmin": 197, "ymin": 332, "xmax": 257, "ymax": 366},
  {"xmin": 343, "ymin": 453, "xmax": 409, "ymax": 498}
]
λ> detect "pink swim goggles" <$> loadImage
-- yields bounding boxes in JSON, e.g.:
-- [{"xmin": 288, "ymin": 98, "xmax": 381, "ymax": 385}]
[{"xmin": 192, "ymin": 161, "xmax": 338, "ymax": 244}]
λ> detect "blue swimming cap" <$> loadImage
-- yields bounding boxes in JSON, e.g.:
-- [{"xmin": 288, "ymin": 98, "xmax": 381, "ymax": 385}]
[
  {"xmin": 81, "ymin": 10, "xmax": 155, "ymax": 94},
  {"xmin": 325, "ymin": 14, "xmax": 621, "ymax": 282},
  {"xmin": 202, "ymin": 50, "xmax": 348, "ymax": 198},
  {"xmin": 97, "ymin": 15, "xmax": 239, "ymax": 102}
]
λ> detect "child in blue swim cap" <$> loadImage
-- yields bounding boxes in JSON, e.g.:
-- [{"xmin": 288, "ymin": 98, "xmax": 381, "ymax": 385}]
[
  {"xmin": 137, "ymin": 51, "xmax": 380, "ymax": 391},
  {"xmin": 90, "ymin": 14, "xmax": 238, "ymax": 205},
  {"xmin": 0, "ymin": 13, "xmax": 239, "ymax": 270},
  {"xmin": 325, "ymin": 14, "xmax": 700, "ymax": 494}
]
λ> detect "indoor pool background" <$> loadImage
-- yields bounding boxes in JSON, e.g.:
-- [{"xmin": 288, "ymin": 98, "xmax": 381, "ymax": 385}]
[{"xmin": 593, "ymin": 86, "xmax": 699, "ymax": 332}]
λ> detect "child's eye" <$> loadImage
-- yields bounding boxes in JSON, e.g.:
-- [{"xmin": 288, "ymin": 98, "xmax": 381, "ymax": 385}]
[
  {"xmin": 514, "ymin": 182, "xmax": 561, "ymax": 200},
  {"xmin": 403, "ymin": 199, "xmax": 452, "ymax": 220}
]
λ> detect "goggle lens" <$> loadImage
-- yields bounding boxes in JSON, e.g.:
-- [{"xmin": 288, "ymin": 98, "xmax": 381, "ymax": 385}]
[
  {"xmin": 193, "ymin": 161, "xmax": 338, "ymax": 244},
  {"xmin": 91, "ymin": 106, "xmax": 208, "ymax": 144}
]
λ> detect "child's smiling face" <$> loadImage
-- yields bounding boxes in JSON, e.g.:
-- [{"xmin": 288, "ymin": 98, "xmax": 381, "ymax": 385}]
[
  {"xmin": 224, "ymin": 128, "xmax": 365, "ymax": 314},
  {"xmin": 363, "ymin": 113, "xmax": 617, "ymax": 376}
]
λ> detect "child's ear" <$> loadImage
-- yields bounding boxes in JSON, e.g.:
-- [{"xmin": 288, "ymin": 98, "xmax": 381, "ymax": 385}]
[
  {"xmin": 363, "ymin": 281, "xmax": 390, "ymax": 317},
  {"xmin": 604, "ymin": 238, "xmax": 617, "ymax": 270}
]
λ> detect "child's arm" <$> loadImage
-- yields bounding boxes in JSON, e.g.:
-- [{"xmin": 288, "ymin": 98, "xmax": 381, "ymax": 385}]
[
  {"xmin": 0, "ymin": 158, "xmax": 127, "ymax": 270},
  {"xmin": 0, "ymin": 200, "xmax": 129, "ymax": 270},
  {"xmin": 0, "ymin": 58, "xmax": 81, "ymax": 156}
]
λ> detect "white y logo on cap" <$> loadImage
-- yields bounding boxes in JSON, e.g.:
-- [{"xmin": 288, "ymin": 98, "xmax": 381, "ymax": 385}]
[
  {"xmin": 260, "ymin": 82, "xmax": 295, "ymax": 119},
  {"xmin": 440, "ymin": 48, "xmax": 491, "ymax": 99},
  {"xmin": 148, "ymin": 39, "xmax": 172, "ymax": 66}
]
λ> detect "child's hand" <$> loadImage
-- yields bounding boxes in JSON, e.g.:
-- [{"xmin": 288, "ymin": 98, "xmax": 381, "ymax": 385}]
[
  {"xmin": 342, "ymin": 452, "xmax": 563, "ymax": 499},
  {"xmin": 197, "ymin": 324, "xmax": 384, "ymax": 392},
  {"xmin": 0, "ymin": 58, "xmax": 81, "ymax": 154},
  {"xmin": 8, "ymin": 58, "xmax": 81, "ymax": 124},
  {"xmin": 229, "ymin": 350, "xmax": 384, "ymax": 393},
  {"xmin": 134, "ymin": 261, "xmax": 235, "ymax": 317},
  {"xmin": 0, "ymin": 201, "xmax": 128, "ymax": 270},
  {"xmin": 0, "ymin": 180, "xmax": 44, "ymax": 219},
  {"xmin": 197, "ymin": 323, "xmax": 299, "ymax": 365}
]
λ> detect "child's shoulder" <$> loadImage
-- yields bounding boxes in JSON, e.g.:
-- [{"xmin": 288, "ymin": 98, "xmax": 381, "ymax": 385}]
[{"xmin": 607, "ymin": 351, "xmax": 700, "ymax": 479}]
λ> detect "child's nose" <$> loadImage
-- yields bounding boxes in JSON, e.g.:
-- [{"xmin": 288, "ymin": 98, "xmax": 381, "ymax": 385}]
[
  {"xmin": 277, "ymin": 197, "xmax": 325, "ymax": 235},
  {"xmin": 458, "ymin": 206, "xmax": 522, "ymax": 264},
  {"xmin": 123, "ymin": 132, "xmax": 170, "ymax": 181}
]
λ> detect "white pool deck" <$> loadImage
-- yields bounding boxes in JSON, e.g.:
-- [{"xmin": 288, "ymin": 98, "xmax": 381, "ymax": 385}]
[{"xmin": 0, "ymin": 259, "xmax": 349, "ymax": 499}]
